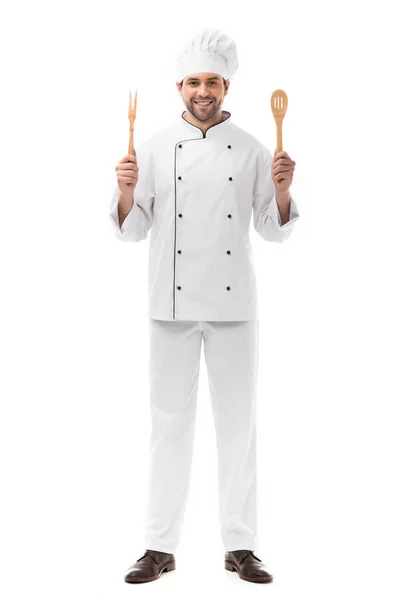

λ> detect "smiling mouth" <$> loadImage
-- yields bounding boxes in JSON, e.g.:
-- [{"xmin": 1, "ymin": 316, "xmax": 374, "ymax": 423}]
[{"xmin": 194, "ymin": 101, "xmax": 214, "ymax": 106}]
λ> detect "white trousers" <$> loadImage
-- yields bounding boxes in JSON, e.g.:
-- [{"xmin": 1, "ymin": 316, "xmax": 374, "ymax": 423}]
[{"xmin": 143, "ymin": 319, "xmax": 259, "ymax": 554}]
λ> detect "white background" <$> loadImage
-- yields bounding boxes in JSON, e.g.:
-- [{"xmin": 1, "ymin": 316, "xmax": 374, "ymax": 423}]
[{"xmin": 1, "ymin": 0, "xmax": 399, "ymax": 598}]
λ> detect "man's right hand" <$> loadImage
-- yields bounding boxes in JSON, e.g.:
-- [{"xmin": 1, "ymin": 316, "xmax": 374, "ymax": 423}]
[{"xmin": 115, "ymin": 151, "xmax": 139, "ymax": 199}]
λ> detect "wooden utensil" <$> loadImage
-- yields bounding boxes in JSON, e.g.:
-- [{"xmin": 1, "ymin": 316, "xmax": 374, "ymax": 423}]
[
  {"xmin": 128, "ymin": 89, "xmax": 137, "ymax": 154},
  {"xmin": 271, "ymin": 89, "xmax": 288, "ymax": 154}
]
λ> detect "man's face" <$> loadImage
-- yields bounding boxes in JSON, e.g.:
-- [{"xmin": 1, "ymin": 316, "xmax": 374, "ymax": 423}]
[{"xmin": 177, "ymin": 73, "xmax": 229, "ymax": 121}]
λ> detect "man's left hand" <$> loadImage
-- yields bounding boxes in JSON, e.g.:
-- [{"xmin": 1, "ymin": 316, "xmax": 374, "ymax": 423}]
[{"xmin": 272, "ymin": 150, "xmax": 296, "ymax": 193}]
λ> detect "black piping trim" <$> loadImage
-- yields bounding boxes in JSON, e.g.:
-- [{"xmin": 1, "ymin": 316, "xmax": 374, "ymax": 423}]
[
  {"xmin": 173, "ymin": 135, "xmax": 203, "ymax": 319},
  {"xmin": 180, "ymin": 110, "xmax": 231, "ymax": 138}
]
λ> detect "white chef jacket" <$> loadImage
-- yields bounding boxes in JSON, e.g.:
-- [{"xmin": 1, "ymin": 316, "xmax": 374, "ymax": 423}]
[{"xmin": 109, "ymin": 110, "xmax": 300, "ymax": 321}]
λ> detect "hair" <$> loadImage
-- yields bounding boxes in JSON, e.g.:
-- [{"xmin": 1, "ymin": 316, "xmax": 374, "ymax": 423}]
[{"xmin": 180, "ymin": 77, "xmax": 227, "ymax": 86}]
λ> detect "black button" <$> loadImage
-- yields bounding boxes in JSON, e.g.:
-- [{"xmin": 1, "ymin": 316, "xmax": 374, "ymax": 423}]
[
  {"xmin": 179, "ymin": 144, "xmax": 182, "ymax": 148},
  {"xmin": 177, "ymin": 286, "xmax": 181, "ymax": 290},
  {"xmin": 226, "ymin": 250, "xmax": 230, "ymax": 254},
  {"xmin": 228, "ymin": 145, "xmax": 231, "ymax": 149},
  {"xmin": 229, "ymin": 177, "xmax": 232, "ymax": 181},
  {"xmin": 178, "ymin": 213, "xmax": 182, "ymax": 217},
  {"xmin": 178, "ymin": 176, "xmax": 182, "ymax": 180},
  {"xmin": 227, "ymin": 214, "xmax": 232, "ymax": 218},
  {"xmin": 178, "ymin": 250, "xmax": 181, "ymax": 254},
  {"xmin": 226, "ymin": 286, "xmax": 230, "ymax": 290}
]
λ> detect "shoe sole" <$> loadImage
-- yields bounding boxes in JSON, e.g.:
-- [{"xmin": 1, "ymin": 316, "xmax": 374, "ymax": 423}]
[
  {"xmin": 225, "ymin": 560, "xmax": 273, "ymax": 583},
  {"xmin": 124, "ymin": 560, "xmax": 176, "ymax": 583}
]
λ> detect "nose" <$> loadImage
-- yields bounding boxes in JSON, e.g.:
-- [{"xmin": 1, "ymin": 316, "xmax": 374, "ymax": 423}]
[{"xmin": 197, "ymin": 83, "xmax": 210, "ymax": 97}]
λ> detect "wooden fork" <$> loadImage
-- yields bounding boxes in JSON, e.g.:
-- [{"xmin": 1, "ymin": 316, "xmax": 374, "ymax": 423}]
[
  {"xmin": 128, "ymin": 89, "xmax": 137, "ymax": 154},
  {"xmin": 270, "ymin": 89, "xmax": 288, "ymax": 155}
]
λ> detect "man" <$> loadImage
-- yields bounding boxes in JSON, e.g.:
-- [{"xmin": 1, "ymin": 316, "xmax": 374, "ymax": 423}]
[{"xmin": 110, "ymin": 28, "xmax": 300, "ymax": 584}]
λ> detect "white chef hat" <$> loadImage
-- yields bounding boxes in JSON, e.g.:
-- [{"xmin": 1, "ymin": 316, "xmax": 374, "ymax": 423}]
[{"xmin": 176, "ymin": 28, "xmax": 238, "ymax": 83}]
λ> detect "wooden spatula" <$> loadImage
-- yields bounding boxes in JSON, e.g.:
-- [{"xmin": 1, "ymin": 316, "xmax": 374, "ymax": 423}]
[
  {"xmin": 271, "ymin": 89, "xmax": 288, "ymax": 155},
  {"xmin": 128, "ymin": 89, "xmax": 137, "ymax": 154}
]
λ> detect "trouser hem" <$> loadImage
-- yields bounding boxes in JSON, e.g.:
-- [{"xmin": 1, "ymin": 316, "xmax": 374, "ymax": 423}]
[
  {"xmin": 224, "ymin": 535, "xmax": 257, "ymax": 552},
  {"xmin": 144, "ymin": 540, "xmax": 177, "ymax": 554}
]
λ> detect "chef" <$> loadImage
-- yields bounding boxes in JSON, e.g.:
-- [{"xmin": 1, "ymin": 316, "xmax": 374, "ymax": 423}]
[{"xmin": 110, "ymin": 28, "xmax": 300, "ymax": 584}]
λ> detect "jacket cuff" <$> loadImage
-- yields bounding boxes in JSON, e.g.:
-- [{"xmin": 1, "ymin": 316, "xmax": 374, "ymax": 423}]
[
  {"xmin": 109, "ymin": 186, "xmax": 137, "ymax": 235},
  {"xmin": 274, "ymin": 193, "xmax": 300, "ymax": 230}
]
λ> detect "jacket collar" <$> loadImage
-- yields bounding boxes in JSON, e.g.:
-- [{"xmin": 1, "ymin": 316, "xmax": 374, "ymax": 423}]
[{"xmin": 179, "ymin": 110, "xmax": 232, "ymax": 138}]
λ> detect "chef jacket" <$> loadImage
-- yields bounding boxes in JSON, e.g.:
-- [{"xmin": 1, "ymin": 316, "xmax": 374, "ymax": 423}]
[{"xmin": 109, "ymin": 110, "xmax": 300, "ymax": 321}]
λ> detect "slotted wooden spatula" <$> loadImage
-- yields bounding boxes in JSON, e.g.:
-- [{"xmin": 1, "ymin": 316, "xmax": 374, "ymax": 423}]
[{"xmin": 271, "ymin": 89, "xmax": 288, "ymax": 155}]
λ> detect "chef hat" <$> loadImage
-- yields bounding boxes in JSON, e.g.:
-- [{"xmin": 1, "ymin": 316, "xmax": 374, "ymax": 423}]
[{"xmin": 176, "ymin": 28, "xmax": 238, "ymax": 82}]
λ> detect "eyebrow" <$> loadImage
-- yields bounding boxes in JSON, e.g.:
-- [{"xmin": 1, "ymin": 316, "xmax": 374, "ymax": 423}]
[{"xmin": 186, "ymin": 77, "xmax": 220, "ymax": 82}]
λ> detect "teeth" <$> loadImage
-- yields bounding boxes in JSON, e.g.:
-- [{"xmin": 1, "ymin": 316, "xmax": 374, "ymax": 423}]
[{"xmin": 196, "ymin": 101, "xmax": 212, "ymax": 105}]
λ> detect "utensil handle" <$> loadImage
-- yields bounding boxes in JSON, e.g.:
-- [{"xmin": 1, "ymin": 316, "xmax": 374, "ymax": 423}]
[
  {"xmin": 275, "ymin": 121, "xmax": 283, "ymax": 154},
  {"xmin": 128, "ymin": 128, "xmax": 134, "ymax": 155}
]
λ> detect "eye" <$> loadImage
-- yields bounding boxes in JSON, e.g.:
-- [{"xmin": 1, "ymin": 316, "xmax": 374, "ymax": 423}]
[{"xmin": 189, "ymin": 81, "xmax": 218, "ymax": 86}]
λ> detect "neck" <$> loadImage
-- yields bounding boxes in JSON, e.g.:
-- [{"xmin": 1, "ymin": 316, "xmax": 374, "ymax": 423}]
[{"xmin": 183, "ymin": 109, "xmax": 225, "ymax": 135}]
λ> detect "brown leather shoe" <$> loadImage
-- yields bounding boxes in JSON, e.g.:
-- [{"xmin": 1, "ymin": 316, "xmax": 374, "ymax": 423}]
[
  {"xmin": 124, "ymin": 549, "xmax": 176, "ymax": 583},
  {"xmin": 225, "ymin": 549, "xmax": 273, "ymax": 583}
]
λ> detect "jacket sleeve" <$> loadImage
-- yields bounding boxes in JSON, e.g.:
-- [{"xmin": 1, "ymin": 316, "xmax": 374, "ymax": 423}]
[
  {"xmin": 252, "ymin": 148, "xmax": 300, "ymax": 242},
  {"xmin": 109, "ymin": 140, "xmax": 155, "ymax": 242}
]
